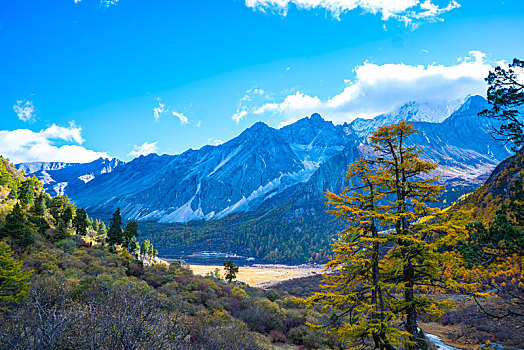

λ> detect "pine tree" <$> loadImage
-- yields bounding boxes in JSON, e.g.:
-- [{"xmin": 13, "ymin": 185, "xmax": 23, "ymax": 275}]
[
  {"xmin": 92, "ymin": 219, "xmax": 100, "ymax": 233},
  {"xmin": 53, "ymin": 218, "xmax": 69, "ymax": 242},
  {"xmin": 2, "ymin": 203, "xmax": 34, "ymax": 247},
  {"xmin": 480, "ymin": 58, "xmax": 524, "ymax": 150},
  {"xmin": 459, "ymin": 178, "xmax": 524, "ymax": 319},
  {"xmin": 305, "ymin": 121, "xmax": 472, "ymax": 350},
  {"xmin": 223, "ymin": 260, "xmax": 239, "ymax": 283},
  {"xmin": 140, "ymin": 239, "xmax": 152, "ymax": 260},
  {"xmin": 48, "ymin": 196, "xmax": 74, "ymax": 223},
  {"xmin": 123, "ymin": 221, "xmax": 139, "ymax": 250},
  {"xmin": 370, "ymin": 121, "xmax": 469, "ymax": 349},
  {"xmin": 304, "ymin": 159, "xmax": 403, "ymax": 349},
  {"xmin": 49, "ymin": 196, "xmax": 65, "ymax": 222},
  {"xmin": 18, "ymin": 179, "xmax": 35, "ymax": 206},
  {"xmin": 98, "ymin": 221, "xmax": 107, "ymax": 237},
  {"xmin": 0, "ymin": 241, "xmax": 30, "ymax": 309},
  {"xmin": 107, "ymin": 208, "xmax": 123, "ymax": 249},
  {"xmin": 62, "ymin": 206, "xmax": 74, "ymax": 227},
  {"xmin": 72, "ymin": 208, "xmax": 89, "ymax": 235},
  {"xmin": 129, "ymin": 237, "xmax": 140, "ymax": 258},
  {"xmin": 31, "ymin": 193, "xmax": 46, "ymax": 217}
]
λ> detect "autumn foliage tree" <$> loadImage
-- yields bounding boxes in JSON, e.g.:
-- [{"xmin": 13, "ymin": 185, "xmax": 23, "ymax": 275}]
[
  {"xmin": 305, "ymin": 159, "xmax": 402, "ymax": 349},
  {"xmin": 0, "ymin": 241, "xmax": 30, "ymax": 309},
  {"xmin": 304, "ymin": 121, "xmax": 471, "ymax": 350}
]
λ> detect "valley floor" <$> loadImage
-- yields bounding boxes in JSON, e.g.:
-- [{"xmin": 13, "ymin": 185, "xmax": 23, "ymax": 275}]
[{"xmin": 187, "ymin": 264, "xmax": 321, "ymax": 287}]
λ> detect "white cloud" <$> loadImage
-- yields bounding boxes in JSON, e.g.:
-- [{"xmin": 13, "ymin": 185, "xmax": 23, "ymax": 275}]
[
  {"xmin": 0, "ymin": 124, "xmax": 108, "ymax": 163},
  {"xmin": 74, "ymin": 0, "xmax": 120, "ymax": 6},
  {"xmin": 129, "ymin": 141, "xmax": 158, "ymax": 157},
  {"xmin": 252, "ymin": 51, "xmax": 493, "ymax": 125},
  {"xmin": 172, "ymin": 111, "xmax": 189, "ymax": 126},
  {"xmin": 153, "ymin": 98, "xmax": 166, "ymax": 121},
  {"xmin": 13, "ymin": 100, "xmax": 37, "ymax": 122},
  {"xmin": 208, "ymin": 138, "xmax": 224, "ymax": 146},
  {"xmin": 232, "ymin": 87, "xmax": 273, "ymax": 123},
  {"xmin": 100, "ymin": 0, "xmax": 119, "ymax": 6},
  {"xmin": 154, "ymin": 97, "xmax": 190, "ymax": 125},
  {"xmin": 195, "ymin": 121, "xmax": 202, "ymax": 128},
  {"xmin": 232, "ymin": 110, "xmax": 248, "ymax": 123},
  {"xmin": 245, "ymin": 0, "xmax": 460, "ymax": 26}
]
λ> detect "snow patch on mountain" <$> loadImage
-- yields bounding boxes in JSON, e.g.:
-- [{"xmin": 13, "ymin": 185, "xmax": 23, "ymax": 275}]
[{"xmin": 78, "ymin": 174, "xmax": 95, "ymax": 183}]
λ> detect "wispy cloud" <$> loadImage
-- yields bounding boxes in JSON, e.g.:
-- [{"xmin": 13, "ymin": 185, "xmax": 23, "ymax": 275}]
[
  {"xmin": 245, "ymin": 0, "xmax": 460, "ymax": 27},
  {"xmin": 0, "ymin": 123, "xmax": 108, "ymax": 163},
  {"xmin": 232, "ymin": 110, "xmax": 248, "ymax": 123},
  {"xmin": 232, "ymin": 87, "xmax": 272, "ymax": 123},
  {"xmin": 13, "ymin": 100, "xmax": 37, "ymax": 122},
  {"xmin": 154, "ymin": 97, "xmax": 191, "ymax": 126},
  {"xmin": 172, "ymin": 111, "xmax": 189, "ymax": 126},
  {"xmin": 100, "ymin": 0, "xmax": 119, "ymax": 7},
  {"xmin": 74, "ymin": 0, "xmax": 120, "ymax": 7},
  {"xmin": 153, "ymin": 98, "xmax": 166, "ymax": 121},
  {"xmin": 248, "ymin": 51, "xmax": 494, "ymax": 126},
  {"xmin": 129, "ymin": 141, "xmax": 158, "ymax": 157}
]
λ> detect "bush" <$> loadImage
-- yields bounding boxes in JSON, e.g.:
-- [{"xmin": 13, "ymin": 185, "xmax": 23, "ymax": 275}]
[{"xmin": 55, "ymin": 239, "xmax": 76, "ymax": 254}]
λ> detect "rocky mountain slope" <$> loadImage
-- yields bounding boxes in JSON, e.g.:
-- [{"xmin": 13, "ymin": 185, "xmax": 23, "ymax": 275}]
[
  {"xmin": 16, "ymin": 158, "xmax": 123, "ymax": 197},
  {"xmin": 19, "ymin": 96, "xmax": 512, "ymax": 227}
]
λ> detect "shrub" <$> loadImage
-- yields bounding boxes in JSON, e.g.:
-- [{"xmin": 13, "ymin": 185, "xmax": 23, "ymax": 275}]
[{"xmin": 55, "ymin": 239, "xmax": 76, "ymax": 254}]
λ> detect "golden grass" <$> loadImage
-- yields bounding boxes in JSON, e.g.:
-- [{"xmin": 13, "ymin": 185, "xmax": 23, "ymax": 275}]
[{"xmin": 188, "ymin": 264, "xmax": 317, "ymax": 287}]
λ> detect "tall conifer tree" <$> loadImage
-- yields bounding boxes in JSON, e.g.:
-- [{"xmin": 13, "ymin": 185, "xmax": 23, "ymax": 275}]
[{"xmin": 107, "ymin": 208, "xmax": 123, "ymax": 249}]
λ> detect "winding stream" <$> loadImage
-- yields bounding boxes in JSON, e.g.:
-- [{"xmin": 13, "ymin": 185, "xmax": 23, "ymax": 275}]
[{"xmin": 425, "ymin": 333, "xmax": 462, "ymax": 350}]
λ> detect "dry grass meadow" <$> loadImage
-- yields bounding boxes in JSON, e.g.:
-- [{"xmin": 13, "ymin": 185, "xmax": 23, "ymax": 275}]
[{"xmin": 188, "ymin": 264, "xmax": 320, "ymax": 287}]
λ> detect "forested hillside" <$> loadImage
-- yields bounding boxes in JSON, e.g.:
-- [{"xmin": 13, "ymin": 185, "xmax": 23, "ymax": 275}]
[
  {"xmin": 455, "ymin": 147, "xmax": 524, "ymax": 222},
  {"xmin": 0, "ymin": 157, "xmax": 331, "ymax": 349}
]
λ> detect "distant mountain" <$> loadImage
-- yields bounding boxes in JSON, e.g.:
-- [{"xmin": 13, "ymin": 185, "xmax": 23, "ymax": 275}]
[
  {"xmin": 61, "ymin": 95, "xmax": 512, "ymax": 228},
  {"xmin": 16, "ymin": 158, "xmax": 123, "ymax": 197},
  {"xmin": 347, "ymin": 97, "xmax": 466, "ymax": 137}
]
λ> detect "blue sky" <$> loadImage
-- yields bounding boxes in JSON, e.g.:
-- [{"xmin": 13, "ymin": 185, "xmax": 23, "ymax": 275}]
[{"xmin": 0, "ymin": 0, "xmax": 523, "ymax": 163}]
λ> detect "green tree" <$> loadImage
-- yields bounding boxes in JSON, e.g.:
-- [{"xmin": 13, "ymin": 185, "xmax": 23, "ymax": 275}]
[
  {"xmin": 31, "ymin": 193, "xmax": 46, "ymax": 217},
  {"xmin": 53, "ymin": 218, "xmax": 69, "ymax": 242},
  {"xmin": 1, "ymin": 203, "xmax": 34, "ymax": 247},
  {"xmin": 459, "ymin": 178, "xmax": 524, "ymax": 319},
  {"xmin": 140, "ymin": 239, "xmax": 152, "ymax": 259},
  {"xmin": 107, "ymin": 208, "xmax": 123, "ymax": 249},
  {"xmin": 62, "ymin": 206, "xmax": 74, "ymax": 227},
  {"xmin": 49, "ymin": 196, "xmax": 74, "ymax": 223},
  {"xmin": 123, "ymin": 221, "xmax": 139, "ymax": 250},
  {"xmin": 480, "ymin": 58, "xmax": 524, "ymax": 150},
  {"xmin": 98, "ymin": 220, "xmax": 107, "ymax": 237},
  {"xmin": 72, "ymin": 208, "xmax": 89, "ymax": 235},
  {"xmin": 129, "ymin": 237, "xmax": 140, "ymax": 258},
  {"xmin": 92, "ymin": 219, "xmax": 100, "ymax": 233},
  {"xmin": 223, "ymin": 260, "xmax": 239, "ymax": 283},
  {"xmin": 0, "ymin": 241, "xmax": 30, "ymax": 308},
  {"xmin": 18, "ymin": 179, "xmax": 35, "ymax": 206}
]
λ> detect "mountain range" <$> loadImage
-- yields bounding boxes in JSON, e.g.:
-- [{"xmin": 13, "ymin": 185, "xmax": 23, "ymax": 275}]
[
  {"xmin": 16, "ymin": 158, "xmax": 123, "ymax": 197},
  {"xmin": 17, "ymin": 95, "xmax": 510, "ymax": 225}
]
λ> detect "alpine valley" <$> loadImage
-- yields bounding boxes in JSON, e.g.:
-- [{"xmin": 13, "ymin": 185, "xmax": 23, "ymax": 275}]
[{"xmin": 17, "ymin": 95, "xmax": 513, "ymax": 263}]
